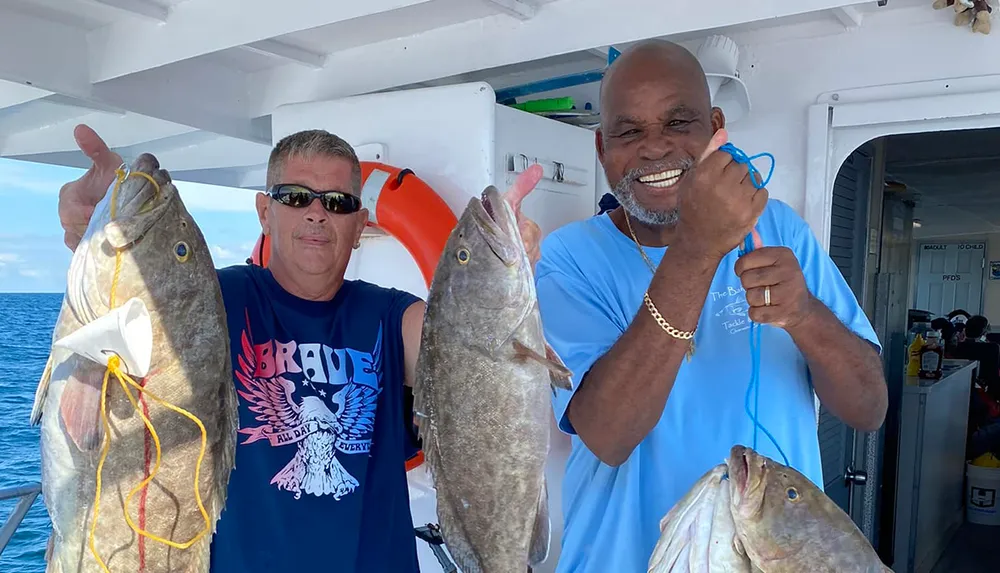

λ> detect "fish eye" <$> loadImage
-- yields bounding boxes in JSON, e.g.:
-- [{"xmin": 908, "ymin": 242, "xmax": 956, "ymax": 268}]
[
  {"xmin": 786, "ymin": 487, "xmax": 799, "ymax": 501},
  {"xmin": 456, "ymin": 247, "xmax": 471, "ymax": 265},
  {"xmin": 174, "ymin": 241, "xmax": 190, "ymax": 262}
]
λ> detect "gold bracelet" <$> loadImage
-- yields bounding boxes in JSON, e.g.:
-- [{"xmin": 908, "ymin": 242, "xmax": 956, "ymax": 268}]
[{"xmin": 643, "ymin": 291, "xmax": 696, "ymax": 361}]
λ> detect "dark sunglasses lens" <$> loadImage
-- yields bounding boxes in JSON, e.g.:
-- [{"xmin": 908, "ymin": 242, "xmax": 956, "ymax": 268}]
[
  {"xmin": 322, "ymin": 193, "xmax": 360, "ymax": 214},
  {"xmin": 272, "ymin": 185, "xmax": 359, "ymax": 213},
  {"xmin": 274, "ymin": 187, "xmax": 313, "ymax": 208}
]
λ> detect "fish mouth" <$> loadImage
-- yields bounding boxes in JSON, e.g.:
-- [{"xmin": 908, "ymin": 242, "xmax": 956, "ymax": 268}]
[
  {"xmin": 482, "ymin": 188, "xmax": 499, "ymax": 224},
  {"xmin": 727, "ymin": 445, "xmax": 751, "ymax": 498},
  {"xmin": 479, "ymin": 186, "xmax": 515, "ymax": 237},
  {"xmin": 470, "ymin": 186, "xmax": 521, "ymax": 266},
  {"xmin": 112, "ymin": 153, "xmax": 172, "ymax": 219},
  {"xmin": 727, "ymin": 444, "xmax": 766, "ymax": 519}
]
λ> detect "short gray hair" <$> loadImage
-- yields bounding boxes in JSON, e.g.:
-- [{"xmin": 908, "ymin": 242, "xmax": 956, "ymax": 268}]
[{"xmin": 266, "ymin": 129, "xmax": 363, "ymax": 194}]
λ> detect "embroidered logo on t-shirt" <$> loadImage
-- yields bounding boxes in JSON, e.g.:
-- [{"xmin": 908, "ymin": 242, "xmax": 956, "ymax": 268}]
[
  {"xmin": 710, "ymin": 283, "xmax": 751, "ymax": 335},
  {"xmin": 234, "ymin": 312, "xmax": 383, "ymax": 500}
]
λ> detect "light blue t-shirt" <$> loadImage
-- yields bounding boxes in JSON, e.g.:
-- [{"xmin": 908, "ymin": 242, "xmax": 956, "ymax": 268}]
[{"xmin": 534, "ymin": 198, "xmax": 881, "ymax": 573}]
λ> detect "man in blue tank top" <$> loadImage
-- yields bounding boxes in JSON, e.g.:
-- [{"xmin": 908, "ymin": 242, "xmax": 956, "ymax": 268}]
[
  {"xmin": 55, "ymin": 124, "xmax": 544, "ymax": 572},
  {"xmin": 532, "ymin": 40, "xmax": 889, "ymax": 572}
]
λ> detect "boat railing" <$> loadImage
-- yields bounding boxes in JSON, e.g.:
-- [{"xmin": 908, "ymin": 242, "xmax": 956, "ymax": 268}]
[{"xmin": 0, "ymin": 482, "xmax": 41, "ymax": 558}]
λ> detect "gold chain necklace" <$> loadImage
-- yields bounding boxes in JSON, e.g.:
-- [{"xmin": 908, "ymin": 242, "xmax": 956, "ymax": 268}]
[{"xmin": 622, "ymin": 209, "xmax": 696, "ymax": 359}]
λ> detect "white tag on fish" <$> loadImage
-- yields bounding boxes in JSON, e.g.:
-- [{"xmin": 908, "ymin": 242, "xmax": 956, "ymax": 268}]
[{"xmin": 53, "ymin": 297, "xmax": 153, "ymax": 378}]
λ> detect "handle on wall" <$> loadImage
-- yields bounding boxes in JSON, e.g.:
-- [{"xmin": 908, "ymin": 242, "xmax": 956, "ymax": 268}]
[{"xmin": 506, "ymin": 153, "xmax": 587, "ymax": 187}]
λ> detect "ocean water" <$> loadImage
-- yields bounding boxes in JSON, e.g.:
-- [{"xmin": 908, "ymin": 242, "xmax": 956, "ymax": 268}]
[{"xmin": 0, "ymin": 293, "xmax": 62, "ymax": 572}]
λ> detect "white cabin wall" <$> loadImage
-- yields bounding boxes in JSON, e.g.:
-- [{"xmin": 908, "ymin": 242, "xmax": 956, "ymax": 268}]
[
  {"xmin": 493, "ymin": 104, "xmax": 598, "ymax": 236},
  {"xmin": 716, "ymin": 10, "xmax": 1000, "ymax": 220}
]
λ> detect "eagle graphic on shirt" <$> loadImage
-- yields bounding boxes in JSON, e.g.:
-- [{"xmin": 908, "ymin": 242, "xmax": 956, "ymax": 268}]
[{"xmin": 234, "ymin": 312, "xmax": 382, "ymax": 500}]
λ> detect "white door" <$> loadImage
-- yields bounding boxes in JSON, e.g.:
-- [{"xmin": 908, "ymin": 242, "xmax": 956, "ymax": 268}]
[{"xmin": 913, "ymin": 241, "xmax": 986, "ymax": 317}]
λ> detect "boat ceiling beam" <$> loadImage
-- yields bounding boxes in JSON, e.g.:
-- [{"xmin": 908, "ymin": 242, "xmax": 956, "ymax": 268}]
[
  {"xmin": 87, "ymin": 0, "xmax": 435, "ymax": 83},
  {"xmin": 249, "ymin": 0, "xmax": 874, "ymax": 117},
  {"xmin": 81, "ymin": 0, "xmax": 170, "ymax": 24},
  {"xmin": 830, "ymin": 6, "xmax": 864, "ymax": 29},
  {"xmin": 0, "ymin": 10, "xmax": 267, "ymax": 143},
  {"xmin": 482, "ymin": 0, "xmax": 537, "ymax": 20},
  {"xmin": 0, "ymin": 113, "xmax": 195, "ymax": 156},
  {"xmin": 0, "ymin": 81, "xmax": 52, "ymax": 111},
  {"xmin": 241, "ymin": 40, "xmax": 327, "ymax": 70}
]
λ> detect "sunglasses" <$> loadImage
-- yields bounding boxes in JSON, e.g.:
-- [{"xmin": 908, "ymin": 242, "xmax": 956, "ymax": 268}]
[{"xmin": 266, "ymin": 184, "xmax": 362, "ymax": 214}]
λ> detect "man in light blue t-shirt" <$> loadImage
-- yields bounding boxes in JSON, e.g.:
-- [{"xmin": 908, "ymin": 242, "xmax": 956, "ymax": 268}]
[{"xmin": 533, "ymin": 40, "xmax": 888, "ymax": 572}]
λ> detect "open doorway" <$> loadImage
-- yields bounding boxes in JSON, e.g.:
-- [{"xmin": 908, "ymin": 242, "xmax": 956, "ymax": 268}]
[{"xmin": 827, "ymin": 127, "xmax": 1000, "ymax": 573}]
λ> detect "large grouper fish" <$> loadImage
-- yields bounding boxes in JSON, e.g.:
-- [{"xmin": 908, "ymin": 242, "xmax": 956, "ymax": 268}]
[
  {"xmin": 413, "ymin": 185, "xmax": 573, "ymax": 573},
  {"xmin": 29, "ymin": 153, "xmax": 238, "ymax": 572},
  {"xmin": 648, "ymin": 445, "xmax": 893, "ymax": 573},
  {"xmin": 726, "ymin": 445, "xmax": 892, "ymax": 573}
]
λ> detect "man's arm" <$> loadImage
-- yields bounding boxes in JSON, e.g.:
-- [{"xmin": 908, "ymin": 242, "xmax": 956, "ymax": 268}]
[
  {"xmin": 736, "ymin": 210, "xmax": 887, "ymax": 432},
  {"xmin": 562, "ymin": 243, "xmax": 722, "ymax": 466},
  {"xmin": 787, "ymin": 300, "xmax": 886, "ymax": 431},
  {"xmin": 401, "ymin": 300, "xmax": 426, "ymax": 388}
]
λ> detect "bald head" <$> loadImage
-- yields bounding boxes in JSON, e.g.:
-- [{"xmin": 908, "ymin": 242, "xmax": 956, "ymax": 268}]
[
  {"xmin": 600, "ymin": 40, "xmax": 712, "ymax": 129},
  {"xmin": 595, "ymin": 39, "xmax": 724, "ymax": 227}
]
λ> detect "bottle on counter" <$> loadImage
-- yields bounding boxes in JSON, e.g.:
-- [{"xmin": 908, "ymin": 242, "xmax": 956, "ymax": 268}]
[
  {"xmin": 908, "ymin": 332, "xmax": 925, "ymax": 377},
  {"xmin": 918, "ymin": 330, "xmax": 944, "ymax": 380}
]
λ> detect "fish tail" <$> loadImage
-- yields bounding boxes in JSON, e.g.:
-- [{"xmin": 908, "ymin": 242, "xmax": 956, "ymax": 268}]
[
  {"xmin": 435, "ymin": 493, "xmax": 484, "ymax": 573},
  {"xmin": 528, "ymin": 478, "xmax": 551, "ymax": 566}
]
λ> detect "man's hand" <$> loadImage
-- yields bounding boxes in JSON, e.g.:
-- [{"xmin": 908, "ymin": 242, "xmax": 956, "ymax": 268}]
[
  {"xmin": 501, "ymin": 163, "xmax": 545, "ymax": 269},
  {"xmin": 735, "ymin": 237, "xmax": 815, "ymax": 330},
  {"xmin": 673, "ymin": 128, "xmax": 769, "ymax": 261},
  {"xmin": 59, "ymin": 125, "xmax": 123, "ymax": 251}
]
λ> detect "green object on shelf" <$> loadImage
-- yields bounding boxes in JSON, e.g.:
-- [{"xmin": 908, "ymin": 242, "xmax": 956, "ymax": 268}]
[{"xmin": 509, "ymin": 97, "xmax": 575, "ymax": 114}]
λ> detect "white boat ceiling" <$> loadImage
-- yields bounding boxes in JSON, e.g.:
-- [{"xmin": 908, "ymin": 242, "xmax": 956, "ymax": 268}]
[{"xmin": 0, "ymin": 0, "xmax": 953, "ymax": 190}]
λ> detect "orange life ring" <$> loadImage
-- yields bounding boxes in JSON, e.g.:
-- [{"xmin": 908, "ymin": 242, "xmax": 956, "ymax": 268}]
[{"xmin": 248, "ymin": 161, "xmax": 458, "ymax": 473}]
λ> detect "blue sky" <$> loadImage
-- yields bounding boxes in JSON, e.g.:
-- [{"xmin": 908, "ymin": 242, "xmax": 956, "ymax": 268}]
[{"xmin": 0, "ymin": 158, "xmax": 265, "ymax": 293}]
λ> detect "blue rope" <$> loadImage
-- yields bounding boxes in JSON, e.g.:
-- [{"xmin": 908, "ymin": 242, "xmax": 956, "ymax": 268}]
[{"xmin": 720, "ymin": 141, "xmax": 789, "ymax": 467}]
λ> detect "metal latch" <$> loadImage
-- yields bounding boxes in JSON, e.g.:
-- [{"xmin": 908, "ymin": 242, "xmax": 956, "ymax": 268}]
[
  {"xmin": 414, "ymin": 523, "xmax": 457, "ymax": 572},
  {"xmin": 844, "ymin": 466, "xmax": 868, "ymax": 486}
]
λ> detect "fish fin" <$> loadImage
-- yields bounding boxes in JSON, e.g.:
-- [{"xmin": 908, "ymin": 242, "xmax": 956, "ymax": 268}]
[
  {"xmin": 44, "ymin": 531, "xmax": 54, "ymax": 565},
  {"xmin": 512, "ymin": 339, "xmax": 573, "ymax": 391},
  {"xmin": 52, "ymin": 297, "xmax": 153, "ymax": 378},
  {"xmin": 528, "ymin": 478, "xmax": 551, "ymax": 566},
  {"xmin": 29, "ymin": 354, "xmax": 55, "ymax": 426},
  {"xmin": 59, "ymin": 360, "xmax": 107, "ymax": 452},
  {"xmin": 436, "ymin": 492, "xmax": 484, "ymax": 573},
  {"xmin": 733, "ymin": 534, "xmax": 747, "ymax": 556},
  {"xmin": 192, "ymin": 532, "xmax": 213, "ymax": 573}
]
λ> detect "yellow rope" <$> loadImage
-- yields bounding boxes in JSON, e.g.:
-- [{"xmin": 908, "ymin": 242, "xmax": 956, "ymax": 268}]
[{"xmin": 87, "ymin": 168, "xmax": 211, "ymax": 572}]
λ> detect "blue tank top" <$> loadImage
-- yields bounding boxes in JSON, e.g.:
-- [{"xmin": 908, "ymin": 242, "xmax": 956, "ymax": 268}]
[{"xmin": 209, "ymin": 264, "xmax": 422, "ymax": 573}]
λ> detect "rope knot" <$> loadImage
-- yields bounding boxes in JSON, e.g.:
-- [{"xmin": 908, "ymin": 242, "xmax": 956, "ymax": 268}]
[
  {"xmin": 720, "ymin": 142, "xmax": 775, "ymax": 191},
  {"xmin": 106, "ymin": 354, "xmax": 122, "ymax": 373}
]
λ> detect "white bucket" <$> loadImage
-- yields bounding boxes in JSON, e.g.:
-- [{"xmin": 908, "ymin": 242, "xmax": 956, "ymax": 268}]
[{"xmin": 966, "ymin": 461, "xmax": 1000, "ymax": 526}]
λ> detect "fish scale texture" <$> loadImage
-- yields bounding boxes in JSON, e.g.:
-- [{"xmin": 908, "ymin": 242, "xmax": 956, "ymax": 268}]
[
  {"xmin": 413, "ymin": 189, "xmax": 554, "ymax": 573},
  {"xmin": 648, "ymin": 446, "xmax": 895, "ymax": 572},
  {"xmin": 34, "ymin": 157, "xmax": 238, "ymax": 573}
]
